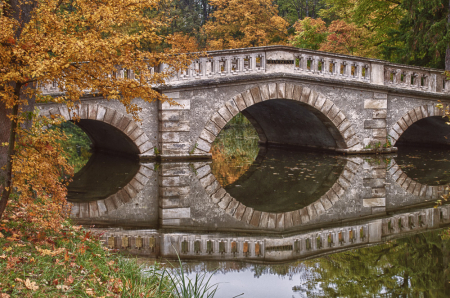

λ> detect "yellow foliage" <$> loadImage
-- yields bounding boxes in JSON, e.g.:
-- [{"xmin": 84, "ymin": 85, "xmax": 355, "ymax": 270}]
[
  {"xmin": 10, "ymin": 112, "xmax": 73, "ymax": 230},
  {"xmin": 0, "ymin": 0, "xmax": 199, "ymax": 222},
  {"xmin": 204, "ymin": 0, "xmax": 288, "ymax": 50}
]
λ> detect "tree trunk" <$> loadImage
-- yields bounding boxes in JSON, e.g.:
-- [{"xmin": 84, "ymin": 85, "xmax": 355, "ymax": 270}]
[
  {"xmin": 446, "ymin": 0, "xmax": 450, "ymax": 71},
  {"xmin": 0, "ymin": 0, "xmax": 37, "ymax": 219},
  {"xmin": 0, "ymin": 84, "xmax": 21, "ymax": 220}
]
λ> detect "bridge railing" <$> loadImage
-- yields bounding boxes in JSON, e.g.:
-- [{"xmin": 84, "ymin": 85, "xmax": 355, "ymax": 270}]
[
  {"xmin": 38, "ymin": 46, "xmax": 449, "ymax": 95},
  {"xmin": 163, "ymin": 46, "xmax": 448, "ymax": 94}
]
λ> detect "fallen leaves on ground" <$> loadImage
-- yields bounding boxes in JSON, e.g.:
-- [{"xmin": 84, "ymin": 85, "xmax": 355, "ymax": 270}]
[{"xmin": 35, "ymin": 246, "xmax": 65, "ymax": 256}]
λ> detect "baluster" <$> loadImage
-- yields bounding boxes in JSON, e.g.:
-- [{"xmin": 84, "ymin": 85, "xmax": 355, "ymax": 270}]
[
  {"xmin": 330, "ymin": 60, "xmax": 336, "ymax": 76},
  {"xmin": 301, "ymin": 54, "xmax": 308, "ymax": 71},
  {"xmin": 344, "ymin": 61, "xmax": 351, "ymax": 78},
  {"xmin": 323, "ymin": 58, "xmax": 330, "ymax": 76},
  {"xmin": 413, "ymin": 73, "xmax": 420, "ymax": 88},
  {"xmin": 200, "ymin": 58, "xmax": 206, "ymax": 77},
  {"xmin": 384, "ymin": 67, "xmax": 391, "ymax": 84},
  {"xmin": 394, "ymin": 69, "xmax": 401, "ymax": 85},
  {"xmin": 336, "ymin": 60, "xmax": 343, "ymax": 77},
  {"xmin": 364, "ymin": 64, "xmax": 370, "ymax": 81},
  {"xmin": 251, "ymin": 54, "xmax": 257, "ymax": 72},
  {"xmin": 404, "ymin": 71, "xmax": 412, "ymax": 88},
  {"xmin": 313, "ymin": 56, "xmax": 319, "ymax": 73},
  {"xmin": 357, "ymin": 62, "xmax": 364, "ymax": 80}
]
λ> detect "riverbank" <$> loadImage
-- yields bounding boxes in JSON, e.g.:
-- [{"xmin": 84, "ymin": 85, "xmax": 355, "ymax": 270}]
[{"xmin": 0, "ymin": 200, "xmax": 173, "ymax": 298}]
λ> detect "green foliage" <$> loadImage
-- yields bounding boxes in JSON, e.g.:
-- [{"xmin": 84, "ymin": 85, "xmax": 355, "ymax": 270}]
[
  {"xmin": 276, "ymin": 0, "xmax": 326, "ymax": 26},
  {"xmin": 291, "ymin": 17, "xmax": 328, "ymax": 50},
  {"xmin": 300, "ymin": 230, "xmax": 450, "ymax": 297},
  {"xmin": 147, "ymin": 0, "xmax": 212, "ymax": 49},
  {"xmin": 51, "ymin": 122, "xmax": 92, "ymax": 173},
  {"xmin": 382, "ymin": 0, "xmax": 450, "ymax": 69},
  {"xmin": 210, "ymin": 113, "xmax": 260, "ymax": 187}
]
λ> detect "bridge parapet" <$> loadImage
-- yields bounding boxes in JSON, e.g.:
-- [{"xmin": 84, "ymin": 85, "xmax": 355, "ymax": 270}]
[
  {"xmin": 162, "ymin": 46, "xmax": 447, "ymax": 94},
  {"xmin": 38, "ymin": 46, "xmax": 448, "ymax": 96}
]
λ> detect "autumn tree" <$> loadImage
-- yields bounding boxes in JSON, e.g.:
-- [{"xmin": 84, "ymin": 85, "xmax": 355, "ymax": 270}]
[
  {"xmin": 290, "ymin": 18, "xmax": 378, "ymax": 57},
  {"xmin": 203, "ymin": 0, "xmax": 289, "ymax": 50},
  {"xmin": 290, "ymin": 17, "xmax": 327, "ymax": 50},
  {"xmin": 320, "ymin": 19, "xmax": 378, "ymax": 57},
  {"xmin": 0, "ymin": 0, "xmax": 195, "ymax": 221}
]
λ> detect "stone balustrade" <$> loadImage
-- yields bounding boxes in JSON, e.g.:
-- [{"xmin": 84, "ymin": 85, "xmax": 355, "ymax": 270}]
[
  {"xmin": 94, "ymin": 204, "xmax": 450, "ymax": 261},
  {"xmin": 38, "ymin": 46, "xmax": 448, "ymax": 96}
]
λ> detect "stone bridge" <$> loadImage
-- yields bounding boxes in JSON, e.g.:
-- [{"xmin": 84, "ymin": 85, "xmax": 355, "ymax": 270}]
[{"xmin": 37, "ymin": 45, "xmax": 450, "ymax": 159}]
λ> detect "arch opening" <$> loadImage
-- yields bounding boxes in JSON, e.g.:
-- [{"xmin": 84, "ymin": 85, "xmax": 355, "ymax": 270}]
[
  {"xmin": 242, "ymin": 98, "xmax": 343, "ymax": 151},
  {"xmin": 211, "ymin": 113, "xmax": 261, "ymax": 187},
  {"xmin": 74, "ymin": 119, "xmax": 140, "ymax": 156},
  {"xmin": 54, "ymin": 121, "xmax": 141, "ymax": 203},
  {"xmin": 395, "ymin": 116, "xmax": 450, "ymax": 149}
]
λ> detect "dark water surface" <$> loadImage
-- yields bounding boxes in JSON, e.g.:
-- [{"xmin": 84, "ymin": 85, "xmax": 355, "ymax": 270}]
[
  {"xmin": 223, "ymin": 149, "xmax": 345, "ymax": 213},
  {"xmin": 67, "ymin": 153, "xmax": 139, "ymax": 203},
  {"xmin": 70, "ymin": 123, "xmax": 450, "ymax": 297}
]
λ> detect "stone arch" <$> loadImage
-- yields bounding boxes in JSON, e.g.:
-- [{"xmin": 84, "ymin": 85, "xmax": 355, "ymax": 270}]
[
  {"xmin": 44, "ymin": 103, "xmax": 154, "ymax": 156},
  {"xmin": 388, "ymin": 160, "xmax": 448, "ymax": 200},
  {"xmin": 194, "ymin": 158, "xmax": 359, "ymax": 230},
  {"xmin": 70, "ymin": 164, "xmax": 154, "ymax": 219},
  {"xmin": 387, "ymin": 104, "xmax": 448, "ymax": 146},
  {"xmin": 40, "ymin": 103, "xmax": 155, "ymax": 217},
  {"xmin": 194, "ymin": 82, "xmax": 360, "ymax": 154}
]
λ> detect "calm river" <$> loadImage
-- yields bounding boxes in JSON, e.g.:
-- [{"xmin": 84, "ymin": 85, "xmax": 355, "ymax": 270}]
[{"xmin": 68, "ymin": 121, "xmax": 450, "ymax": 297}]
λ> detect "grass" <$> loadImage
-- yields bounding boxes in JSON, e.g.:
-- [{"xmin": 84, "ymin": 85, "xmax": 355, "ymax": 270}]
[
  {"xmin": 0, "ymin": 200, "xmax": 219, "ymax": 298},
  {"xmin": 158, "ymin": 250, "xmax": 218, "ymax": 298},
  {"xmin": 0, "ymin": 195, "xmax": 176, "ymax": 298}
]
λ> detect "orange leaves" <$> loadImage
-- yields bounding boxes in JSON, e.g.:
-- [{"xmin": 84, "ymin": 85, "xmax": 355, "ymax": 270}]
[
  {"xmin": 6, "ymin": 37, "xmax": 15, "ymax": 45},
  {"xmin": 1, "ymin": 0, "xmax": 198, "ymax": 123},
  {"xmin": 291, "ymin": 18, "xmax": 379, "ymax": 58},
  {"xmin": 10, "ymin": 113, "xmax": 73, "ymax": 231},
  {"xmin": 204, "ymin": 0, "xmax": 288, "ymax": 50},
  {"xmin": 14, "ymin": 278, "xmax": 39, "ymax": 291},
  {"xmin": 35, "ymin": 246, "xmax": 65, "ymax": 257},
  {"xmin": 166, "ymin": 33, "xmax": 200, "ymax": 54}
]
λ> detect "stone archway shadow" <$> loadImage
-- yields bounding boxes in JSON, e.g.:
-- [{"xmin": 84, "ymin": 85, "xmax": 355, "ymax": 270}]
[
  {"xmin": 194, "ymin": 158, "xmax": 360, "ymax": 230},
  {"xmin": 39, "ymin": 103, "xmax": 155, "ymax": 218},
  {"xmin": 388, "ymin": 104, "xmax": 448, "ymax": 146}
]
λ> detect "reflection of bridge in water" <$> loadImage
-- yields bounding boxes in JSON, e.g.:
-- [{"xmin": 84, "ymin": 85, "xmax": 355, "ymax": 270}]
[
  {"xmin": 93, "ymin": 204, "xmax": 449, "ymax": 263},
  {"xmin": 65, "ymin": 151, "xmax": 450, "ymax": 263}
]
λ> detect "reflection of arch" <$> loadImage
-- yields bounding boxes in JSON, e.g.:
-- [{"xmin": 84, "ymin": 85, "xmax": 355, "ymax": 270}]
[
  {"xmin": 195, "ymin": 83, "xmax": 360, "ymax": 154},
  {"xmin": 195, "ymin": 158, "xmax": 359, "ymax": 229},
  {"xmin": 43, "ymin": 103, "xmax": 154, "ymax": 156},
  {"xmin": 388, "ymin": 161, "xmax": 447, "ymax": 200},
  {"xmin": 388, "ymin": 104, "xmax": 449, "ymax": 146},
  {"xmin": 70, "ymin": 164, "xmax": 154, "ymax": 218}
]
